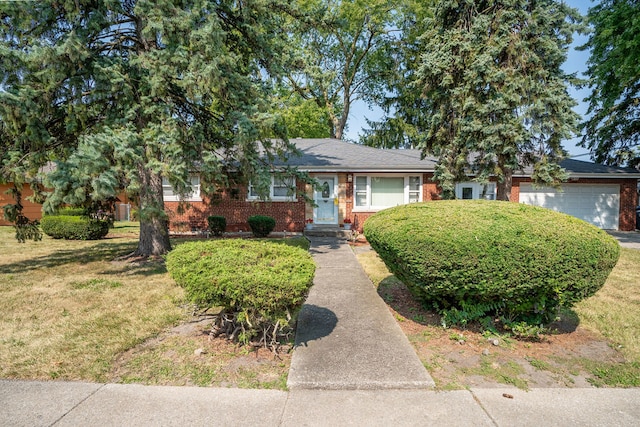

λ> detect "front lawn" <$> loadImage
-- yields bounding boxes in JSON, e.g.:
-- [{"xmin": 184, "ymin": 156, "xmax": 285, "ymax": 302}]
[{"xmin": 0, "ymin": 223, "xmax": 305, "ymax": 387}]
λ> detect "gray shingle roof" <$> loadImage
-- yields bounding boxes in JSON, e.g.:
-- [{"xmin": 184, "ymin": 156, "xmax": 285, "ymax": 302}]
[
  {"xmin": 277, "ymin": 138, "xmax": 640, "ymax": 178},
  {"xmin": 279, "ymin": 138, "xmax": 436, "ymax": 171}
]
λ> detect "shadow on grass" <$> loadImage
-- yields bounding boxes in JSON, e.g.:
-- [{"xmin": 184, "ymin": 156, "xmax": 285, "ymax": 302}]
[
  {"xmin": 377, "ymin": 276, "xmax": 582, "ymax": 335},
  {"xmin": 376, "ymin": 276, "xmax": 442, "ymax": 328},
  {"xmin": 0, "ymin": 240, "xmax": 139, "ymax": 274}
]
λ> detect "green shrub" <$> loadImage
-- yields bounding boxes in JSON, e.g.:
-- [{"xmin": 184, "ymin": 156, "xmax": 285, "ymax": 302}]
[
  {"xmin": 207, "ymin": 215, "xmax": 226, "ymax": 236},
  {"xmin": 53, "ymin": 207, "xmax": 87, "ymax": 216},
  {"xmin": 364, "ymin": 200, "xmax": 620, "ymax": 327},
  {"xmin": 166, "ymin": 239, "xmax": 315, "ymax": 347},
  {"xmin": 40, "ymin": 215, "xmax": 110, "ymax": 240},
  {"xmin": 247, "ymin": 215, "xmax": 276, "ymax": 237}
]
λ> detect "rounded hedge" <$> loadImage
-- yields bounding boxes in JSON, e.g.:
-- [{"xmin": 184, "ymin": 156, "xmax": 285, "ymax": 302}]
[
  {"xmin": 363, "ymin": 201, "xmax": 620, "ymax": 324},
  {"xmin": 40, "ymin": 215, "xmax": 110, "ymax": 240},
  {"xmin": 247, "ymin": 215, "xmax": 276, "ymax": 237},
  {"xmin": 166, "ymin": 239, "xmax": 315, "ymax": 342},
  {"xmin": 207, "ymin": 215, "xmax": 226, "ymax": 236}
]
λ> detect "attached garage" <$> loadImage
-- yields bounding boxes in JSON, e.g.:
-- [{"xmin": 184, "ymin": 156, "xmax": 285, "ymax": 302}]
[{"xmin": 519, "ymin": 183, "xmax": 620, "ymax": 230}]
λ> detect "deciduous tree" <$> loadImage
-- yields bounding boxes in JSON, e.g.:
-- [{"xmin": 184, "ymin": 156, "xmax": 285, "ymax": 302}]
[{"xmin": 286, "ymin": 0, "xmax": 398, "ymax": 140}]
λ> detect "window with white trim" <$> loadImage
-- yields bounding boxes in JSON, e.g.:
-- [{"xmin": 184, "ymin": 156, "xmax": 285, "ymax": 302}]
[
  {"xmin": 248, "ymin": 176, "xmax": 297, "ymax": 201},
  {"xmin": 162, "ymin": 175, "xmax": 201, "ymax": 202},
  {"xmin": 455, "ymin": 182, "xmax": 496, "ymax": 200},
  {"xmin": 353, "ymin": 175, "xmax": 422, "ymax": 211}
]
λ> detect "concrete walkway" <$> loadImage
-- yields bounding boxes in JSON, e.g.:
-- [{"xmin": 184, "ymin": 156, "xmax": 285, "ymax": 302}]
[
  {"xmin": 287, "ymin": 236, "xmax": 434, "ymax": 390},
  {"xmin": 608, "ymin": 230, "xmax": 640, "ymax": 249},
  {"xmin": 2, "ymin": 236, "xmax": 640, "ymax": 426}
]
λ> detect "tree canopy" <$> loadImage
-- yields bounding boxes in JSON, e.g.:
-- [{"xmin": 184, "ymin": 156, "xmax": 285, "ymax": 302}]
[
  {"xmin": 285, "ymin": 0, "xmax": 399, "ymax": 140},
  {"xmin": 415, "ymin": 0, "xmax": 582, "ymax": 200},
  {"xmin": 580, "ymin": 0, "xmax": 640, "ymax": 168},
  {"xmin": 0, "ymin": 0, "xmax": 298, "ymax": 255},
  {"xmin": 360, "ymin": 0, "xmax": 435, "ymax": 149}
]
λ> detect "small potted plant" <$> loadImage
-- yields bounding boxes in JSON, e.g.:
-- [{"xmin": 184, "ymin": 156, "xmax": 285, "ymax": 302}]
[
  {"xmin": 305, "ymin": 218, "xmax": 314, "ymax": 230},
  {"xmin": 343, "ymin": 218, "xmax": 352, "ymax": 230}
]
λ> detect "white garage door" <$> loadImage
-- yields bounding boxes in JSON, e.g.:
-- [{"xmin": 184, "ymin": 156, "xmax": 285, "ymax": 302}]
[{"xmin": 519, "ymin": 184, "xmax": 620, "ymax": 230}]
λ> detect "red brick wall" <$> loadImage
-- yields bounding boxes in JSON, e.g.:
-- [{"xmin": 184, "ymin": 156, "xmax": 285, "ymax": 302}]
[
  {"xmin": 0, "ymin": 184, "xmax": 43, "ymax": 226},
  {"xmin": 512, "ymin": 177, "xmax": 638, "ymax": 231},
  {"xmin": 165, "ymin": 181, "xmax": 307, "ymax": 233},
  {"xmin": 620, "ymin": 179, "xmax": 639, "ymax": 231}
]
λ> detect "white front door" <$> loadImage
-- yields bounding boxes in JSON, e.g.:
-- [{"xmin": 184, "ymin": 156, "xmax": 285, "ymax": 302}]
[{"xmin": 314, "ymin": 176, "xmax": 338, "ymax": 224}]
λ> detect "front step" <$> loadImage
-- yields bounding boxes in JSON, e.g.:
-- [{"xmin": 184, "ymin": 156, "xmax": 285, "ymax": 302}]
[{"xmin": 304, "ymin": 225, "xmax": 355, "ymax": 238}]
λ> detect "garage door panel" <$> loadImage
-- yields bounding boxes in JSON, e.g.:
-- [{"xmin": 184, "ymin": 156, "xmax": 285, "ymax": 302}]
[{"xmin": 519, "ymin": 184, "xmax": 619, "ymax": 230}]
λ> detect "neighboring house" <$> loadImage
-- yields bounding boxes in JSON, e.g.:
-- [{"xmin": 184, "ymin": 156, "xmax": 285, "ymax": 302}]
[
  {"xmin": 165, "ymin": 138, "xmax": 640, "ymax": 233},
  {"xmin": 0, "ymin": 183, "xmax": 43, "ymax": 226},
  {"xmin": 0, "ymin": 181, "xmax": 134, "ymax": 226}
]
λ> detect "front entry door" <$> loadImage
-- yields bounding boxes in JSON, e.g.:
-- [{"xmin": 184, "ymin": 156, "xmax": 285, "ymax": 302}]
[{"xmin": 314, "ymin": 176, "xmax": 338, "ymax": 224}]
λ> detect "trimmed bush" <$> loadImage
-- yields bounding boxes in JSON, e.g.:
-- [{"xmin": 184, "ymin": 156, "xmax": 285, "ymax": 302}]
[
  {"xmin": 52, "ymin": 207, "xmax": 86, "ymax": 216},
  {"xmin": 248, "ymin": 215, "xmax": 276, "ymax": 237},
  {"xmin": 207, "ymin": 215, "xmax": 226, "ymax": 236},
  {"xmin": 364, "ymin": 201, "xmax": 620, "ymax": 327},
  {"xmin": 40, "ymin": 215, "xmax": 110, "ymax": 240},
  {"xmin": 166, "ymin": 239, "xmax": 315, "ymax": 347}
]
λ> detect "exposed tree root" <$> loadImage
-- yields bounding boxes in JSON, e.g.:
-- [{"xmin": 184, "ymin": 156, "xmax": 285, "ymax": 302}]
[{"xmin": 209, "ymin": 308, "xmax": 294, "ymax": 354}]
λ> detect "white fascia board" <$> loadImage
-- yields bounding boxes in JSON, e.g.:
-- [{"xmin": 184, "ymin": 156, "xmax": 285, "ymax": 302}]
[{"xmin": 301, "ymin": 167, "xmax": 432, "ymax": 173}]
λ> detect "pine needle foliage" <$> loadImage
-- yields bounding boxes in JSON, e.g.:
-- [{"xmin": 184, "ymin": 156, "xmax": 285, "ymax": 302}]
[
  {"xmin": 416, "ymin": 0, "xmax": 583, "ymax": 200},
  {"xmin": 0, "ymin": 0, "xmax": 302, "ymax": 255},
  {"xmin": 580, "ymin": 0, "xmax": 640, "ymax": 168}
]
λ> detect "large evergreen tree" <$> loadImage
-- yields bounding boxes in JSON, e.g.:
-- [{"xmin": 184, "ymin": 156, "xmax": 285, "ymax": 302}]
[
  {"xmin": 0, "ymin": 0, "xmax": 296, "ymax": 256},
  {"xmin": 416, "ymin": 0, "xmax": 582, "ymax": 200},
  {"xmin": 580, "ymin": 0, "xmax": 640, "ymax": 168}
]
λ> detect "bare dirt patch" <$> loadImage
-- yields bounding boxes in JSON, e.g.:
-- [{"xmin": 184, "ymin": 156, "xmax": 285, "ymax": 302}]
[
  {"xmin": 379, "ymin": 271, "xmax": 626, "ymax": 390},
  {"xmin": 110, "ymin": 314, "xmax": 291, "ymax": 389}
]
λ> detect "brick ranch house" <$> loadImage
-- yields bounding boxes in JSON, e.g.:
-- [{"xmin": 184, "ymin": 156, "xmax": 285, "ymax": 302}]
[{"xmin": 165, "ymin": 138, "xmax": 640, "ymax": 233}]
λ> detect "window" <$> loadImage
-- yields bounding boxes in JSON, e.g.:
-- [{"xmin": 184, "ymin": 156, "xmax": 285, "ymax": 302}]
[
  {"xmin": 248, "ymin": 176, "xmax": 296, "ymax": 201},
  {"xmin": 162, "ymin": 175, "xmax": 201, "ymax": 202},
  {"xmin": 353, "ymin": 175, "xmax": 422, "ymax": 211},
  {"xmin": 355, "ymin": 176, "xmax": 368, "ymax": 208},
  {"xmin": 455, "ymin": 182, "xmax": 496, "ymax": 200}
]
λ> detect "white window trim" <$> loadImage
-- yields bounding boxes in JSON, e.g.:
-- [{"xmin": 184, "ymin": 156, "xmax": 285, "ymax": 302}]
[
  {"xmin": 352, "ymin": 174, "xmax": 422, "ymax": 212},
  {"xmin": 247, "ymin": 176, "xmax": 297, "ymax": 202},
  {"xmin": 455, "ymin": 182, "xmax": 496, "ymax": 200},
  {"xmin": 162, "ymin": 175, "xmax": 202, "ymax": 202}
]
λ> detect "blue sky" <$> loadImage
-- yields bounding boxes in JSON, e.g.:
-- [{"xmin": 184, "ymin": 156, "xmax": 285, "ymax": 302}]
[{"xmin": 345, "ymin": 0, "xmax": 595, "ymax": 160}]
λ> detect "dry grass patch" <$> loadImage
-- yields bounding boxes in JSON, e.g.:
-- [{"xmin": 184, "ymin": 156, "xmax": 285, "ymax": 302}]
[
  {"xmin": 111, "ymin": 318, "xmax": 290, "ymax": 389},
  {"xmin": 574, "ymin": 248, "xmax": 640, "ymax": 360},
  {"xmin": 0, "ymin": 223, "xmax": 184, "ymax": 382},
  {"xmin": 0, "ymin": 223, "xmax": 296, "ymax": 389}
]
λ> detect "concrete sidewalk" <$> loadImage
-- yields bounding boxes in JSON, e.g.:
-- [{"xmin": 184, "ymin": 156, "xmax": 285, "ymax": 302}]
[
  {"xmin": 287, "ymin": 236, "xmax": 434, "ymax": 390},
  {"xmin": 2, "ymin": 379, "xmax": 640, "ymax": 426}
]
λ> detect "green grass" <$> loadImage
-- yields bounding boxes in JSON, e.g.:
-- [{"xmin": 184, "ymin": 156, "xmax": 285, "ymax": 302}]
[
  {"xmin": 0, "ymin": 224, "xmax": 184, "ymax": 382},
  {"xmin": 0, "ymin": 224, "xmax": 307, "ymax": 386}
]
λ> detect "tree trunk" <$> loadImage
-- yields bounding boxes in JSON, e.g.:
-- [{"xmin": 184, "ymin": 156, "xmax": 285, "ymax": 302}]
[
  {"xmin": 496, "ymin": 166, "xmax": 513, "ymax": 202},
  {"xmin": 135, "ymin": 165, "xmax": 171, "ymax": 257}
]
